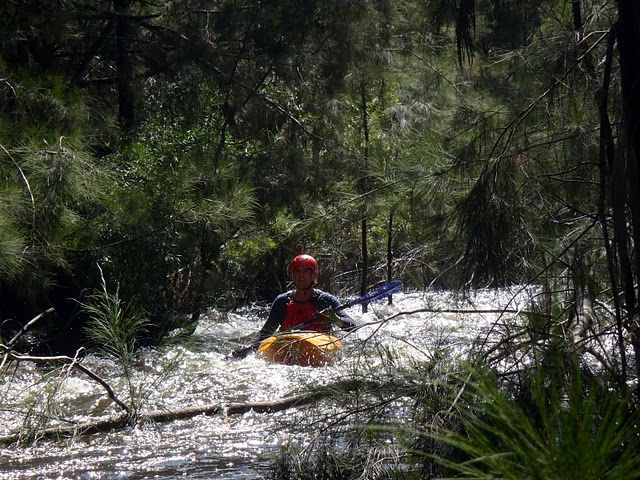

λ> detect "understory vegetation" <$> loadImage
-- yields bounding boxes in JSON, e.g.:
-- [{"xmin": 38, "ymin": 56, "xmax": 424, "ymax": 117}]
[
  {"xmin": 3, "ymin": 0, "xmax": 640, "ymax": 477},
  {"xmin": 263, "ymin": 283, "xmax": 640, "ymax": 478}
]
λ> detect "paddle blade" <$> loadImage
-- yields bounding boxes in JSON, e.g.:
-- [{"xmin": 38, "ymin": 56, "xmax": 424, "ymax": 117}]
[{"xmin": 340, "ymin": 280, "xmax": 403, "ymax": 310}]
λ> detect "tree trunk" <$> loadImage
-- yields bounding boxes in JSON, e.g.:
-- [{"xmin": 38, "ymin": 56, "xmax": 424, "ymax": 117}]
[
  {"xmin": 361, "ymin": 214, "xmax": 369, "ymax": 312},
  {"xmin": 359, "ymin": 76, "xmax": 370, "ymax": 311},
  {"xmin": 387, "ymin": 209, "xmax": 394, "ymax": 305},
  {"xmin": 114, "ymin": 0, "xmax": 135, "ymax": 130},
  {"xmin": 616, "ymin": 0, "xmax": 640, "ymax": 379},
  {"xmin": 596, "ymin": 24, "xmax": 626, "ymax": 383}
]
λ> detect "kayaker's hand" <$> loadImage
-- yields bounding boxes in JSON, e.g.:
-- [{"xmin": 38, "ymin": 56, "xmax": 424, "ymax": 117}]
[
  {"xmin": 318, "ymin": 308, "xmax": 340, "ymax": 325},
  {"xmin": 229, "ymin": 344, "xmax": 257, "ymax": 359}
]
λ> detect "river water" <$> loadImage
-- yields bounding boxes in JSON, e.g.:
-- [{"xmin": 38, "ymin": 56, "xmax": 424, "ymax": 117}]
[{"xmin": 0, "ymin": 287, "xmax": 534, "ymax": 479}]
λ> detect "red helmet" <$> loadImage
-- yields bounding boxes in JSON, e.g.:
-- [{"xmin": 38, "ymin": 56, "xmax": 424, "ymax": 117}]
[{"xmin": 291, "ymin": 254, "xmax": 318, "ymax": 273}]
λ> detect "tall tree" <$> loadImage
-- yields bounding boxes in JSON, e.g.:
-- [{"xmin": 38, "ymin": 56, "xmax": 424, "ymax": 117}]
[
  {"xmin": 441, "ymin": 0, "xmax": 640, "ymax": 381},
  {"xmin": 610, "ymin": 0, "xmax": 640, "ymax": 379}
]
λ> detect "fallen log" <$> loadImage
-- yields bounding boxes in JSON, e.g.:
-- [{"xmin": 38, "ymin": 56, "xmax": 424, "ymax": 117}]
[
  {"xmin": 0, "ymin": 392, "xmax": 322, "ymax": 446},
  {"xmin": 145, "ymin": 391, "xmax": 322, "ymax": 422}
]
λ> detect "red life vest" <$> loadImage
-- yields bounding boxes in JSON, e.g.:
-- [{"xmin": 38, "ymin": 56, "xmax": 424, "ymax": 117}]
[{"xmin": 281, "ymin": 297, "xmax": 328, "ymax": 332}]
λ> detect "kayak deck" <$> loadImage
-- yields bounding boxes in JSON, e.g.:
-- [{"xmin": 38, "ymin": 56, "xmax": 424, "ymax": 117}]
[{"xmin": 257, "ymin": 332, "xmax": 343, "ymax": 367}]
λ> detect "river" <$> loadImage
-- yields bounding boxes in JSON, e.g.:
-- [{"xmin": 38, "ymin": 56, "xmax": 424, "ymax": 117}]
[{"xmin": 0, "ymin": 287, "xmax": 532, "ymax": 479}]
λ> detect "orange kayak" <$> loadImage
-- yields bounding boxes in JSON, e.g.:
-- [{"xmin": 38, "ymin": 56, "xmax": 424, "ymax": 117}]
[{"xmin": 257, "ymin": 332, "xmax": 343, "ymax": 367}]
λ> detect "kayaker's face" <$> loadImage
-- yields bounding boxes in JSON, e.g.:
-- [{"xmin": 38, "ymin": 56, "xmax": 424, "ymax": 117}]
[{"xmin": 292, "ymin": 267, "xmax": 316, "ymax": 289}]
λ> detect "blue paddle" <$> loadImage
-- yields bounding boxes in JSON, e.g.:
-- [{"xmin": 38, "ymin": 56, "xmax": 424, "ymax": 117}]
[
  {"xmin": 228, "ymin": 280, "xmax": 403, "ymax": 359},
  {"xmin": 335, "ymin": 280, "xmax": 403, "ymax": 312}
]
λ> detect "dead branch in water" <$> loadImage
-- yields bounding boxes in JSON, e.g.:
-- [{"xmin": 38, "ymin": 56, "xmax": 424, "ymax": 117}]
[
  {"xmin": 0, "ymin": 308, "xmax": 55, "ymax": 370},
  {"xmin": 6, "ymin": 308, "xmax": 55, "ymax": 348},
  {"xmin": 0, "ymin": 392, "xmax": 322, "ymax": 446},
  {"xmin": 0, "ymin": 346, "xmax": 131, "ymax": 414},
  {"xmin": 0, "ymin": 332, "xmax": 324, "ymax": 447},
  {"xmin": 382, "ymin": 307, "xmax": 529, "ymax": 322}
]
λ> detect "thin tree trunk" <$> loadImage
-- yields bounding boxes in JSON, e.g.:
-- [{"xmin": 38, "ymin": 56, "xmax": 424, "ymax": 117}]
[
  {"xmin": 190, "ymin": 223, "xmax": 211, "ymax": 325},
  {"xmin": 114, "ymin": 0, "xmax": 135, "ymax": 129},
  {"xmin": 361, "ymin": 215, "xmax": 369, "ymax": 312},
  {"xmin": 597, "ymin": 24, "xmax": 626, "ymax": 383},
  {"xmin": 572, "ymin": 1, "xmax": 583, "ymax": 34},
  {"xmin": 387, "ymin": 208, "xmax": 394, "ymax": 305},
  {"xmin": 616, "ymin": 0, "xmax": 640, "ymax": 379},
  {"xmin": 359, "ymin": 76, "xmax": 370, "ymax": 311}
]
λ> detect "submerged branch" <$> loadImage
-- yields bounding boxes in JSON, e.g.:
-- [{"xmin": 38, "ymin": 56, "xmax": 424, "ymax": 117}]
[
  {"xmin": 0, "ymin": 392, "xmax": 322, "ymax": 446},
  {"xmin": 382, "ymin": 307, "xmax": 529, "ymax": 322},
  {"xmin": 145, "ymin": 391, "xmax": 322, "ymax": 422}
]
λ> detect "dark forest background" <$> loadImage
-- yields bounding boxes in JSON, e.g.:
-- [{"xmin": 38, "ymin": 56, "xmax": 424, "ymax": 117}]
[{"xmin": 2, "ymin": 0, "xmax": 640, "ymax": 382}]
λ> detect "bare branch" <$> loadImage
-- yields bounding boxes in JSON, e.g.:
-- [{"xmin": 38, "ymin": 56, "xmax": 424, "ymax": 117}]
[
  {"xmin": 0, "ymin": 346, "xmax": 130, "ymax": 414},
  {"xmin": 6, "ymin": 308, "xmax": 55, "ymax": 349},
  {"xmin": 0, "ymin": 308, "xmax": 55, "ymax": 370},
  {"xmin": 381, "ymin": 307, "xmax": 529, "ymax": 323}
]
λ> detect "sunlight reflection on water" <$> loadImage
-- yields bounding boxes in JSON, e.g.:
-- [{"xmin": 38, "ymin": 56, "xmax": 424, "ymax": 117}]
[{"xmin": 0, "ymin": 287, "xmax": 534, "ymax": 479}]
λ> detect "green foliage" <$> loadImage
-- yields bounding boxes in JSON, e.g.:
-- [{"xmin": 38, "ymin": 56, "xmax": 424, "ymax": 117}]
[
  {"xmin": 2, "ymin": 0, "xmax": 461, "ymax": 325},
  {"xmin": 427, "ymin": 365, "xmax": 640, "ymax": 479},
  {"xmin": 265, "ymin": 334, "xmax": 639, "ymax": 480},
  {"xmin": 81, "ymin": 268, "xmax": 148, "ymax": 364},
  {"xmin": 264, "ymin": 343, "xmax": 463, "ymax": 479},
  {"xmin": 0, "ymin": 211, "xmax": 26, "ymax": 282},
  {"xmin": 453, "ymin": 157, "xmax": 533, "ymax": 286},
  {"xmin": 3, "ymin": 5, "xmax": 640, "ymax": 480},
  {"xmin": 0, "ymin": 0, "xmax": 635, "ymax": 380},
  {"xmin": 96, "ymin": 71, "xmax": 261, "ymax": 313},
  {"xmin": 268, "ymin": 438, "xmax": 407, "ymax": 480}
]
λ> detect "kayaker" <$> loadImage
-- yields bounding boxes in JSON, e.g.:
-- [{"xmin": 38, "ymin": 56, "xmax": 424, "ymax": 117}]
[{"xmin": 258, "ymin": 254, "xmax": 357, "ymax": 340}]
